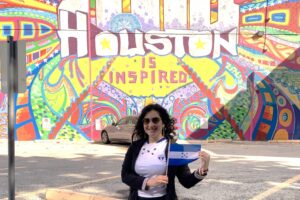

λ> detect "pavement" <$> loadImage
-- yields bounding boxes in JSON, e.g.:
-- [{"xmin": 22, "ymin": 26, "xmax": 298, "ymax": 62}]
[{"xmin": 0, "ymin": 139, "xmax": 300, "ymax": 200}]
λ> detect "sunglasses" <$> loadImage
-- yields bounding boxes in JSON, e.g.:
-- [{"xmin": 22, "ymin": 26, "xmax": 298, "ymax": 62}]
[{"xmin": 143, "ymin": 117, "xmax": 161, "ymax": 125}]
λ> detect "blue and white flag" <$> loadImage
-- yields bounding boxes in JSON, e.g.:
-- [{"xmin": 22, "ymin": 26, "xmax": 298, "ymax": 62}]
[{"xmin": 168, "ymin": 144, "xmax": 201, "ymax": 166}]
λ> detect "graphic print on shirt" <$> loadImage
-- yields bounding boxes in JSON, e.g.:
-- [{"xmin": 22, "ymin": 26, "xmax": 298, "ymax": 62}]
[{"xmin": 157, "ymin": 153, "xmax": 166, "ymax": 163}]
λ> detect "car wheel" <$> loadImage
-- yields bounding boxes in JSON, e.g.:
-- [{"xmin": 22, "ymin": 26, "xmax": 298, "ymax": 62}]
[{"xmin": 101, "ymin": 131, "xmax": 110, "ymax": 144}]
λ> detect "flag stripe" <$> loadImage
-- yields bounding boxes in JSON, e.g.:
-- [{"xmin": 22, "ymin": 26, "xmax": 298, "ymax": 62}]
[
  {"xmin": 169, "ymin": 144, "xmax": 201, "ymax": 152},
  {"xmin": 168, "ymin": 151, "xmax": 198, "ymax": 159},
  {"xmin": 169, "ymin": 158, "xmax": 198, "ymax": 166}
]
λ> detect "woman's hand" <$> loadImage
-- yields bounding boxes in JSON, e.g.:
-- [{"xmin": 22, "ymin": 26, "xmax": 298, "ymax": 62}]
[
  {"xmin": 198, "ymin": 151, "xmax": 210, "ymax": 174},
  {"xmin": 146, "ymin": 175, "xmax": 168, "ymax": 187}
]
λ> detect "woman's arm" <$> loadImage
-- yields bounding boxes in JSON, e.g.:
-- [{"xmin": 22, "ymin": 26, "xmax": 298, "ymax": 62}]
[
  {"xmin": 121, "ymin": 144, "xmax": 146, "ymax": 190},
  {"xmin": 175, "ymin": 165, "xmax": 202, "ymax": 188},
  {"xmin": 175, "ymin": 150, "xmax": 210, "ymax": 188}
]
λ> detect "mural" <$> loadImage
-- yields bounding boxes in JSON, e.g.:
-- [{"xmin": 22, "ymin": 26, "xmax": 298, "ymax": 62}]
[{"xmin": 0, "ymin": 0, "xmax": 299, "ymax": 141}]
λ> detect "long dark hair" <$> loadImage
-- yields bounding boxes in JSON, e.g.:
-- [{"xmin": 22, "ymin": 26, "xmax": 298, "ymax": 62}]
[{"xmin": 133, "ymin": 104, "xmax": 176, "ymax": 141}]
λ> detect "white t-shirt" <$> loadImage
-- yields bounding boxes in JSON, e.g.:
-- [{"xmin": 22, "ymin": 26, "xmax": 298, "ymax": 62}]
[{"xmin": 135, "ymin": 138, "xmax": 168, "ymax": 198}]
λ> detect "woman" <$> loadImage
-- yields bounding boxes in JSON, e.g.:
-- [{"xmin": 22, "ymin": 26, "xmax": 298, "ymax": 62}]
[{"xmin": 121, "ymin": 104, "xmax": 210, "ymax": 200}]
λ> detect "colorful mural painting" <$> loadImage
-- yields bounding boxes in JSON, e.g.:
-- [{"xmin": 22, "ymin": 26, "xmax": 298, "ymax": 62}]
[{"xmin": 0, "ymin": 0, "xmax": 299, "ymax": 141}]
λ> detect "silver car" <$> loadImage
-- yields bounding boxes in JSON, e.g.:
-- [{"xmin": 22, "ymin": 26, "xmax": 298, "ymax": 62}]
[{"xmin": 101, "ymin": 116, "xmax": 138, "ymax": 144}]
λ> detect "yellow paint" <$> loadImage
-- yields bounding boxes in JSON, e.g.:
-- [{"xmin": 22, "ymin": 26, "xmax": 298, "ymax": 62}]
[
  {"xmin": 187, "ymin": 0, "xmax": 190, "ymax": 29},
  {"xmin": 182, "ymin": 56, "xmax": 220, "ymax": 88},
  {"xmin": 102, "ymin": 53, "xmax": 193, "ymax": 97},
  {"xmin": 48, "ymin": 67, "xmax": 64, "ymax": 86},
  {"xmin": 280, "ymin": 48, "xmax": 296, "ymax": 61},
  {"xmin": 91, "ymin": 58, "xmax": 111, "ymax": 82},
  {"xmin": 57, "ymin": 58, "xmax": 91, "ymax": 91},
  {"xmin": 46, "ymin": 57, "xmax": 91, "ymax": 113},
  {"xmin": 276, "ymin": 85, "xmax": 300, "ymax": 109},
  {"xmin": 159, "ymin": 0, "xmax": 164, "ymax": 31},
  {"xmin": 215, "ymin": 70, "xmax": 238, "ymax": 103},
  {"xmin": 257, "ymin": 82, "xmax": 265, "ymax": 88},
  {"xmin": 279, "ymin": 109, "xmax": 292, "ymax": 127},
  {"xmin": 90, "ymin": 10, "xmax": 96, "ymax": 17},
  {"xmin": 3, "ymin": 0, "xmax": 56, "ymax": 13},
  {"xmin": 264, "ymin": 93, "xmax": 273, "ymax": 103},
  {"xmin": 299, "ymin": 10, "xmax": 300, "ymax": 27},
  {"xmin": 268, "ymin": 10, "xmax": 290, "ymax": 26},
  {"xmin": 122, "ymin": 0, "xmax": 131, "ymax": 13},
  {"xmin": 273, "ymin": 129, "xmax": 289, "ymax": 140},
  {"xmin": 250, "ymin": 174, "xmax": 300, "ymax": 200},
  {"xmin": 0, "ymin": 22, "xmax": 15, "ymax": 40},
  {"xmin": 76, "ymin": 58, "xmax": 90, "ymax": 87},
  {"xmin": 238, "ymin": 47, "xmax": 275, "ymax": 69},
  {"xmin": 195, "ymin": 38, "xmax": 205, "ymax": 49},
  {"xmin": 242, "ymin": 13, "xmax": 265, "ymax": 24},
  {"xmin": 210, "ymin": 0, "xmax": 218, "ymax": 24},
  {"xmin": 210, "ymin": 11, "xmax": 218, "ymax": 24},
  {"xmin": 224, "ymin": 71, "xmax": 236, "ymax": 87},
  {"xmin": 45, "ymin": 80, "xmax": 68, "ymax": 111},
  {"xmin": 145, "ymin": 97, "xmax": 155, "ymax": 106},
  {"xmin": 101, "ymin": 38, "xmax": 111, "ymax": 50}
]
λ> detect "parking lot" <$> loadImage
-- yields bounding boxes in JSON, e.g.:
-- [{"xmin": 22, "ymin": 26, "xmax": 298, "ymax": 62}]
[{"xmin": 1, "ymin": 140, "xmax": 300, "ymax": 200}]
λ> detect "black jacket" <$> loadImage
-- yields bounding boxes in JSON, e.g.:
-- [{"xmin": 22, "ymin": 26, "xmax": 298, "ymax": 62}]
[{"xmin": 121, "ymin": 139, "xmax": 203, "ymax": 200}]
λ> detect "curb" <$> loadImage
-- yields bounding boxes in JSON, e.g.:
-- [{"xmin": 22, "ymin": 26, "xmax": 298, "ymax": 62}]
[
  {"xmin": 178, "ymin": 139, "xmax": 300, "ymax": 144},
  {"xmin": 268, "ymin": 140, "xmax": 300, "ymax": 143},
  {"xmin": 45, "ymin": 189, "xmax": 117, "ymax": 200}
]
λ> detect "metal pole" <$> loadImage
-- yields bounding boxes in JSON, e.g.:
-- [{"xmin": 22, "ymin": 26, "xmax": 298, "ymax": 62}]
[{"xmin": 7, "ymin": 36, "xmax": 15, "ymax": 200}]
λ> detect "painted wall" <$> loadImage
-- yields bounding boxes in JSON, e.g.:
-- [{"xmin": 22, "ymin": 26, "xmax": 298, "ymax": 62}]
[{"xmin": 0, "ymin": 0, "xmax": 299, "ymax": 141}]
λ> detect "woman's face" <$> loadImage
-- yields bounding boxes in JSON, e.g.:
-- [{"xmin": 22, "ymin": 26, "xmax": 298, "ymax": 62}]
[{"xmin": 143, "ymin": 110, "xmax": 164, "ymax": 142}]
